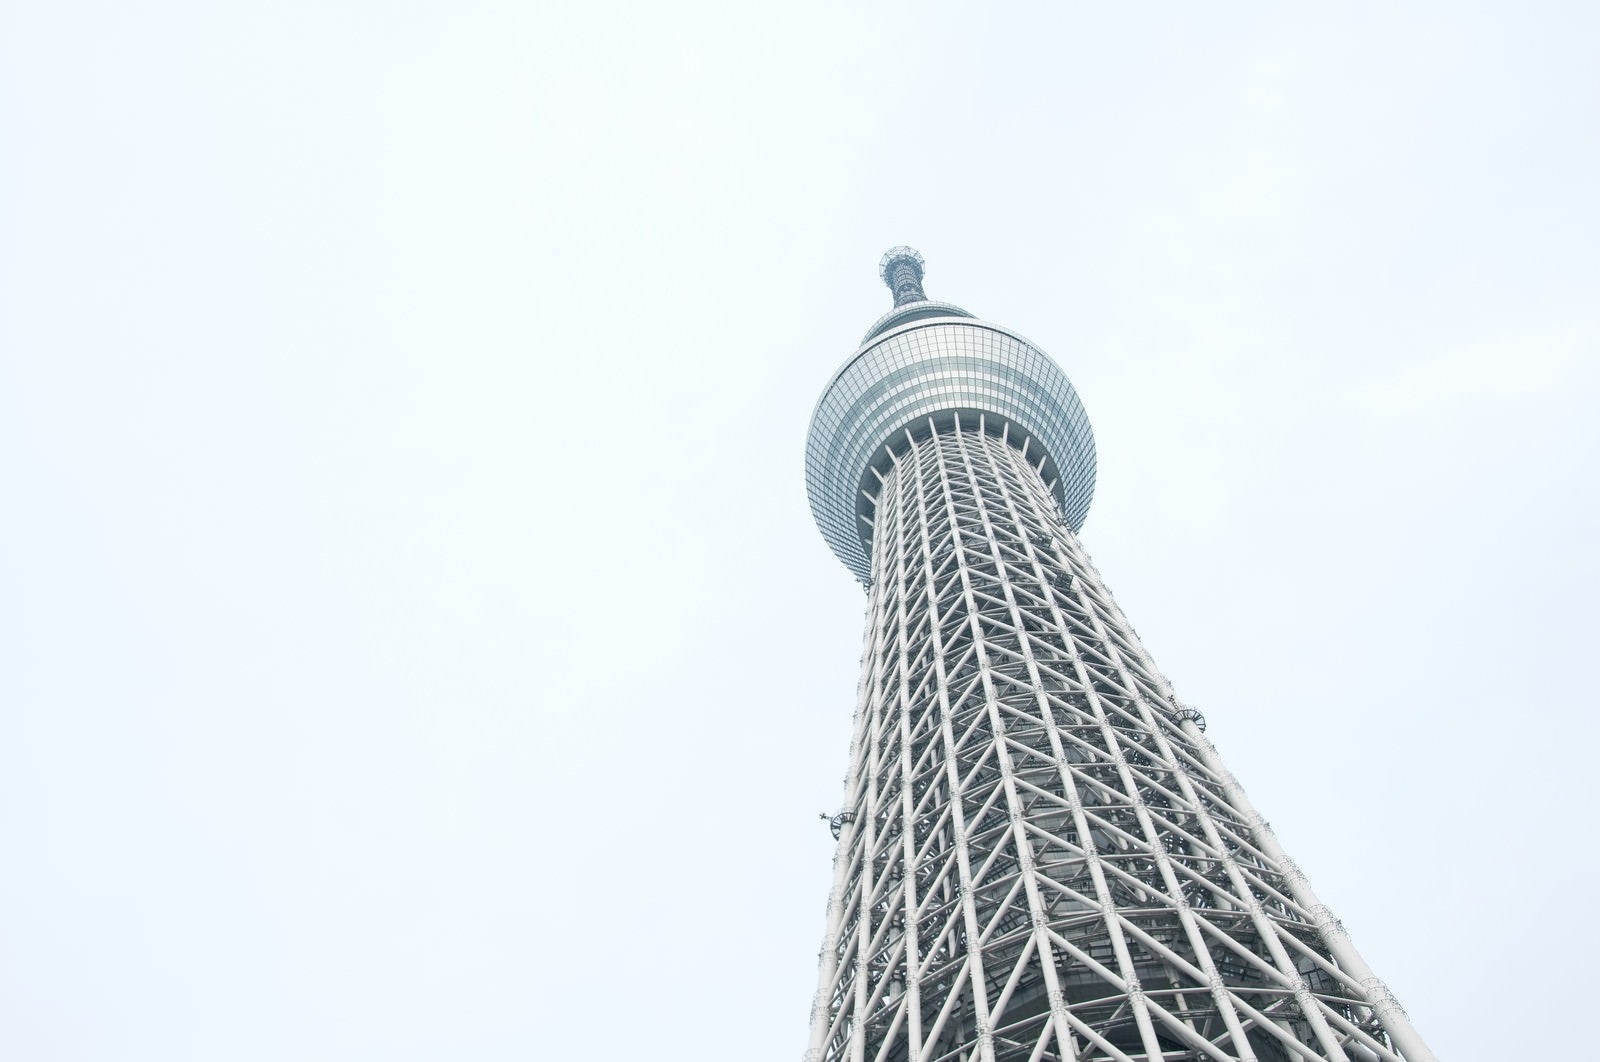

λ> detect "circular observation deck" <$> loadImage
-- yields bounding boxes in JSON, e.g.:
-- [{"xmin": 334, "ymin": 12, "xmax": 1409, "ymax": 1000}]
[{"xmin": 805, "ymin": 249, "xmax": 1098, "ymax": 583}]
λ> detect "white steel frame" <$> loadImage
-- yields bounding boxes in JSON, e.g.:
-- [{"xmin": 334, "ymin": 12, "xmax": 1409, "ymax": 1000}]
[{"xmin": 804, "ymin": 416, "xmax": 1433, "ymax": 1062}]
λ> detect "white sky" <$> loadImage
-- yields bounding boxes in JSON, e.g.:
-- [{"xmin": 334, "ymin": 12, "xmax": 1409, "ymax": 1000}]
[{"xmin": 2, "ymin": 3, "xmax": 1596, "ymax": 1059}]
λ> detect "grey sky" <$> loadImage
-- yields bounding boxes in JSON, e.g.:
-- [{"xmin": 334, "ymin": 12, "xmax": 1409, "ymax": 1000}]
[{"xmin": 2, "ymin": 4, "xmax": 1595, "ymax": 1059}]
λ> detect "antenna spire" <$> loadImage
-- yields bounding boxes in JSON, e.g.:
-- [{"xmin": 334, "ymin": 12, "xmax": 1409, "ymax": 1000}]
[{"xmin": 879, "ymin": 246, "xmax": 927, "ymax": 306}]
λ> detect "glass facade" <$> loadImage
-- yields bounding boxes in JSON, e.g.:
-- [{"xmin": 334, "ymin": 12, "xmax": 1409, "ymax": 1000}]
[{"xmin": 805, "ymin": 308, "xmax": 1097, "ymax": 582}]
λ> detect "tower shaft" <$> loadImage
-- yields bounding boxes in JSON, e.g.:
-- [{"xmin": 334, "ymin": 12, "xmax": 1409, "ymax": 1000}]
[{"xmin": 806, "ymin": 418, "xmax": 1430, "ymax": 1062}]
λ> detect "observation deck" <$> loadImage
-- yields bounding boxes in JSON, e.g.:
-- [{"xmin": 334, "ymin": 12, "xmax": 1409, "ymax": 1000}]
[{"xmin": 804, "ymin": 247, "xmax": 1099, "ymax": 582}]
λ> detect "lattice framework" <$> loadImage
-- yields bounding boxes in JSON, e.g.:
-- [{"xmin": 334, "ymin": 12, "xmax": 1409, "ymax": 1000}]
[{"xmin": 806, "ymin": 416, "xmax": 1432, "ymax": 1062}]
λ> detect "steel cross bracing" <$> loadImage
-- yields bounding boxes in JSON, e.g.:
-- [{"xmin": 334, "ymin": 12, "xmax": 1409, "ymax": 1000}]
[{"xmin": 805, "ymin": 417, "xmax": 1433, "ymax": 1062}]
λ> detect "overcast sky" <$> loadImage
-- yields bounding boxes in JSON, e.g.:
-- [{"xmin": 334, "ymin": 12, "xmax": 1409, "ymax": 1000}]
[{"xmin": 2, "ymin": 4, "xmax": 1596, "ymax": 1060}]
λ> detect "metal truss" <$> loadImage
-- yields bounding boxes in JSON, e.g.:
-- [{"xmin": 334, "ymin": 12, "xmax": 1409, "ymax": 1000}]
[{"xmin": 806, "ymin": 416, "xmax": 1434, "ymax": 1062}]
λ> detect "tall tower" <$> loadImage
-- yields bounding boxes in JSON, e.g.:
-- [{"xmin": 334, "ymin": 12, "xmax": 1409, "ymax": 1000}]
[{"xmin": 802, "ymin": 249, "xmax": 1433, "ymax": 1062}]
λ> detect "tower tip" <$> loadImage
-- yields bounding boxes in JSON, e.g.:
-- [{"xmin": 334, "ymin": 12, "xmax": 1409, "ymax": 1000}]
[{"xmin": 879, "ymin": 246, "xmax": 927, "ymax": 306}]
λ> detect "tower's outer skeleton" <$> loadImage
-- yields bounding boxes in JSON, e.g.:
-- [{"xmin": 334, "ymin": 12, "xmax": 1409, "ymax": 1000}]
[{"xmin": 802, "ymin": 250, "xmax": 1433, "ymax": 1062}]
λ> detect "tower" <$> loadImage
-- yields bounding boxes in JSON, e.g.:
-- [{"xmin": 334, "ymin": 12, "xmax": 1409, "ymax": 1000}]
[{"xmin": 801, "ymin": 249, "xmax": 1433, "ymax": 1062}]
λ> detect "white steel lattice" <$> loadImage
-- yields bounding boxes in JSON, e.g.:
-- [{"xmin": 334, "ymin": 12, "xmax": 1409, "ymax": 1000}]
[{"xmin": 805, "ymin": 418, "xmax": 1434, "ymax": 1062}]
